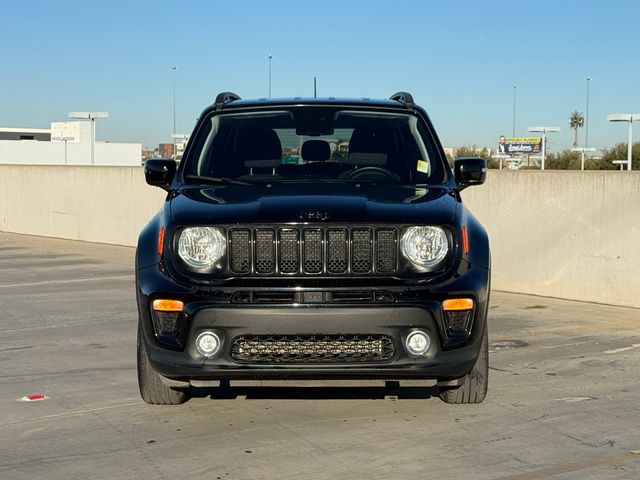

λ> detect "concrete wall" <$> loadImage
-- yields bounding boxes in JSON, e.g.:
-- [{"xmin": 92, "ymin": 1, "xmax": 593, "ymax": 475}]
[
  {"xmin": 0, "ymin": 165, "xmax": 165, "ymax": 246},
  {"xmin": 462, "ymin": 171, "xmax": 640, "ymax": 308},
  {"xmin": 0, "ymin": 165, "xmax": 638, "ymax": 308}
]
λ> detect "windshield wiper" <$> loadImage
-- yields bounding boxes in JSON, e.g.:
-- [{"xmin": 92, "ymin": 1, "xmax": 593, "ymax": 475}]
[{"xmin": 184, "ymin": 175, "xmax": 251, "ymax": 186}]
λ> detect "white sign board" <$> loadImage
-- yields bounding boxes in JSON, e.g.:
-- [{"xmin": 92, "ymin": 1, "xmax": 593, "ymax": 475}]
[{"xmin": 51, "ymin": 122, "xmax": 81, "ymax": 143}]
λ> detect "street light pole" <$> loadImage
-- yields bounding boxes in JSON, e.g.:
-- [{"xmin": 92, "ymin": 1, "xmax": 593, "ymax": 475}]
[
  {"xmin": 571, "ymin": 147, "xmax": 596, "ymax": 170},
  {"xmin": 608, "ymin": 114, "xmax": 638, "ymax": 171},
  {"xmin": 68, "ymin": 111, "xmax": 108, "ymax": 165},
  {"xmin": 172, "ymin": 65, "xmax": 177, "ymax": 158},
  {"xmin": 512, "ymin": 84, "xmax": 517, "ymax": 137},
  {"xmin": 528, "ymin": 126, "xmax": 561, "ymax": 170},
  {"xmin": 628, "ymin": 120, "xmax": 633, "ymax": 171},
  {"xmin": 267, "ymin": 54, "xmax": 273, "ymax": 97},
  {"xmin": 585, "ymin": 76, "xmax": 591, "ymax": 148}
]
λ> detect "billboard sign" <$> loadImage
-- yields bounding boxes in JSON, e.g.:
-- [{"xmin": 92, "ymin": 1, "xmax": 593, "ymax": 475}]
[{"xmin": 498, "ymin": 136, "xmax": 542, "ymax": 155}]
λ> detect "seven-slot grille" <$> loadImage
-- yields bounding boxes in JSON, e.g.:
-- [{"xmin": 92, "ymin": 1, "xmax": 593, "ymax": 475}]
[
  {"xmin": 231, "ymin": 334, "xmax": 395, "ymax": 364},
  {"xmin": 228, "ymin": 226, "xmax": 398, "ymax": 275}
]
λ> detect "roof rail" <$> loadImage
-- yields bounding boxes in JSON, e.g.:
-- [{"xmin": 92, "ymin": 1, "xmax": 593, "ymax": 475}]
[
  {"xmin": 214, "ymin": 92, "xmax": 242, "ymax": 110},
  {"xmin": 389, "ymin": 91, "xmax": 415, "ymax": 108}
]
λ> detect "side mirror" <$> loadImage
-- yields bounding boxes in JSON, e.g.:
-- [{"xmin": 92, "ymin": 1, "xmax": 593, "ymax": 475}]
[
  {"xmin": 144, "ymin": 159, "xmax": 176, "ymax": 190},
  {"xmin": 454, "ymin": 157, "xmax": 487, "ymax": 191}
]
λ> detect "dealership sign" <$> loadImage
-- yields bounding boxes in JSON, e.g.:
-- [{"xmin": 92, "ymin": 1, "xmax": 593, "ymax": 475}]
[{"xmin": 498, "ymin": 136, "xmax": 542, "ymax": 155}]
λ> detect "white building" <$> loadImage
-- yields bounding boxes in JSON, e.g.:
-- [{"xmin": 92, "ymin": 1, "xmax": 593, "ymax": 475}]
[
  {"xmin": 0, "ymin": 121, "xmax": 141, "ymax": 166},
  {"xmin": 0, "ymin": 127, "xmax": 51, "ymax": 141}
]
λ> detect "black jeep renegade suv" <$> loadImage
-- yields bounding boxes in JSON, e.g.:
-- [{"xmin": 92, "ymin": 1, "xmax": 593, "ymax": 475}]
[{"xmin": 137, "ymin": 92, "xmax": 490, "ymax": 405}]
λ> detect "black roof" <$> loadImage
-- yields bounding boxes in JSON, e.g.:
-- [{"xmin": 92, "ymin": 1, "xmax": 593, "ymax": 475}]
[
  {"xmin": 228, "ymin": 97, "xmax": 404, "ymax": 108},
  {"xmin": 206, "ymin": 92, "xmax": 421, "ymax": 114}
]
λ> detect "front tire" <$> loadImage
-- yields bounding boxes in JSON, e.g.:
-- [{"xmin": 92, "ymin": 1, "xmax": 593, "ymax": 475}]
[
  {"xmin": 439, "ymin": 326, "xmax": 489, "ymax": 404},
  {"xmin": 137, "ymin": 326, "xmax": 191, "ymax": 405}
]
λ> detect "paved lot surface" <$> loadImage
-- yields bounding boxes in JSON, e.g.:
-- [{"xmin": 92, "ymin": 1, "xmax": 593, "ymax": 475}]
[{"xmin": 1, "ymin": 232, "xmax": 639, "ymax": 480}]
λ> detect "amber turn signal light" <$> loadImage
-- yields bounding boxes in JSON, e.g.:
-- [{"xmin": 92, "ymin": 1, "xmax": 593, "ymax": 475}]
[
  {"xmin": 442, "ymin": 298, "xmax": 474, "ymax": 311},
  {"xmin": 157, "ymin": 226, "xmax": 165, "ymax": 255},
  {"xmin": 461, "ymin": 226, "xmax": 469, "ymax": 254},
  {"xmin": 152, "ymin": 299, "xmax": 184, "ymax": 312}
]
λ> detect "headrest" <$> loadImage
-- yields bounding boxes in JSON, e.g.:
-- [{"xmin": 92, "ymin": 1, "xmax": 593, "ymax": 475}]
[
  {"xmin": 237, "ymin": 127, "xmax": 282, "ymax": 167},
  {"xmin": 346, "ymin": 127, "xmax": 390, "ymax": 165},
  {"xmin": 348, "ymin": 127, "xmax": 390, "ymax": 154},
  {"xmin": 301, "ymin": 140, "xmax": 331, "ymax": 162}
]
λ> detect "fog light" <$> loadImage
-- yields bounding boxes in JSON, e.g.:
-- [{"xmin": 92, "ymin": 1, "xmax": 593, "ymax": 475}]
[
  {"xmin": 196, "ymin": 331, "xmax": 220, "ymax": 357},
  {"xmin": 405, "ymin": 331, "xmax": 431, "ymax": 356}
]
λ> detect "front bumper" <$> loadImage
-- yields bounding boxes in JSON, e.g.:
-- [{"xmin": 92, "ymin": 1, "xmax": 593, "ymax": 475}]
[{"xmin": 136, "ymin": 260, "xmax": 490, "ymax": 383}]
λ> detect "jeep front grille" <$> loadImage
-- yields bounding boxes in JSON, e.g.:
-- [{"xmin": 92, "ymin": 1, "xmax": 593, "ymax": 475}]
[
  {"xmin": 255, "ymin": 229, "xmax": 275, "ymax": 274},
  {"xmin": 231, "ymin": 334, "xmax": 395, "ymax": 364},
  {"xmin": 228, "ymin": 226, "xmax": 398, "ymax": 275}
]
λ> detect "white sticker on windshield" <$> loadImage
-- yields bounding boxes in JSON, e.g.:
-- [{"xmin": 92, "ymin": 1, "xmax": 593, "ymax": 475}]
[{"xmin": 417, "ymin": 160, "xmax": 429, "ymax": 174}]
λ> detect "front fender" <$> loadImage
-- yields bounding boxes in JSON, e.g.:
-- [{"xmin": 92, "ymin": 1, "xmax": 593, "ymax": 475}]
[
  {"xmin": 136, "ymin": 213, "xmax": 163, "ymax": 270},
  {"xmin": 461, "ymin": 207, "xmax": 490, "ymax": 270}
]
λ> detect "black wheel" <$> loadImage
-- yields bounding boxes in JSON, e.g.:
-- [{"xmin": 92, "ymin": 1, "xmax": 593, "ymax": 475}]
[
  {"xmin": 343, "ymin": 166, "xmax": 401, "ymax": 182},
  {"xmin": 439, "ymin": 326, "xmax": 488, "ymax": 404},
  {"xmin": 137, "ymin": 325, "xmax": 191, "ymax": 405}
]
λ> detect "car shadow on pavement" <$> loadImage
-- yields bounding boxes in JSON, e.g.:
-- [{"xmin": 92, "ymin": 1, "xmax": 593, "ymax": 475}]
[{"xmin": 192, "ymin": 385, "xmax": 440, "ymax": 400}]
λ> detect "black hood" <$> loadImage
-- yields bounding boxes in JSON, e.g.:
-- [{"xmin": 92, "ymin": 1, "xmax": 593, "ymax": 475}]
[{"xmin": 170, "ymin": 183, "xmax": 459, "ymax": 226}]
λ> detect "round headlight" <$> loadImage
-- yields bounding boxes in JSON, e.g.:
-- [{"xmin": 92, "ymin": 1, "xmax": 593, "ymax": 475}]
[
  {"xmin": 178, "ymin": 227, "xmax": 226, "ymax": 271},
  {"xmin": 401, "ymin": 226, "xmax": 449, "ymax": 270}
]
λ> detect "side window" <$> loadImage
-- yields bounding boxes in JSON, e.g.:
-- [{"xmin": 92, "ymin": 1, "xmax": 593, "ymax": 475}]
[
  {"xmin": 416, "ymin": 120, "xmax": 446, "ymax": 183},
  {"xmin": 181, "ymin": 118, "xmax": 213, "ymax": 176},
  {"xmin": 187, "ymin": 118, "xmax": 237, "ymax": 177}
]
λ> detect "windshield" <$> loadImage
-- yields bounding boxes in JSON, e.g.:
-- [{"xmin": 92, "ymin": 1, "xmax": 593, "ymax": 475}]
[{"xmin": 182, "ymin": 106, "xmax": 446, "ymax": 185}]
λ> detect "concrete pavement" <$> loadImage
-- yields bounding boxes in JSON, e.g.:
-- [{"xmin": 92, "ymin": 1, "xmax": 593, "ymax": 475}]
[{"xmin": 1, "ymin": 232, "xmax": 639, "ymax": 479}]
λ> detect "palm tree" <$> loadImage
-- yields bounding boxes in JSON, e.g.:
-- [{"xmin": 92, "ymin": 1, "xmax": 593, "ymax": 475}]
[{"xmin": 569, "ymin": 111, "xmax": 585, "ymax": 147}]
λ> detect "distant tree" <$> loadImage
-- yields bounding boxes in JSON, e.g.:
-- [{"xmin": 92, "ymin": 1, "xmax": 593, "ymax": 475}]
[
  {"xmin": 600, "ymin": 141, "xmax": 640, "ymax": 170},
  {"xmin": 454, "ymin": 146, "xmax": 491, "ymax": 160},
  {"xmin": 486, "ymin": 157, "xmax": 500, "ymax": 169},
  {"xmin": 569, "ymin": 111, "xmax": 584, "ymax": 147},
  {"xmin": 583, "ymin": 157, "xmax": 617, "ymax": 171},
  {"xmin": 453, "ymin": 146, "xmax": 498, "ymax": 168},
  {"xmin": 544, "ymin": 149, "xmax": 581, "ymax": 169}
]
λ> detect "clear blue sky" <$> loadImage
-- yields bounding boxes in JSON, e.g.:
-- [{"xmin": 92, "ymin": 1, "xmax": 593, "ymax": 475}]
[{"xmin": 2, "ymin": 0, "xmax": 638, "ymax": 152}]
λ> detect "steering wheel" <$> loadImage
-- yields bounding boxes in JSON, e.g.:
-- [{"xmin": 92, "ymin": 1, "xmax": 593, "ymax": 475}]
[{"xmin": 343, "ymin": 166, "xmax": 401, "ymax": 182}]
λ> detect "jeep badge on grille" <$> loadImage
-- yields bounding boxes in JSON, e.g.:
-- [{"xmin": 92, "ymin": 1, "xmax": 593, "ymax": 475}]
[{"xmin": 298, "ymin": 210, "xmax": 329, "ymax": 221}]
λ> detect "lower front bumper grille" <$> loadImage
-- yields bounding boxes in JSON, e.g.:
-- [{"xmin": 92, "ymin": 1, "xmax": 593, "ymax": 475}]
[{"xmin": 230, "ymin": 334, "xmax": 395, "ymax": 364}]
